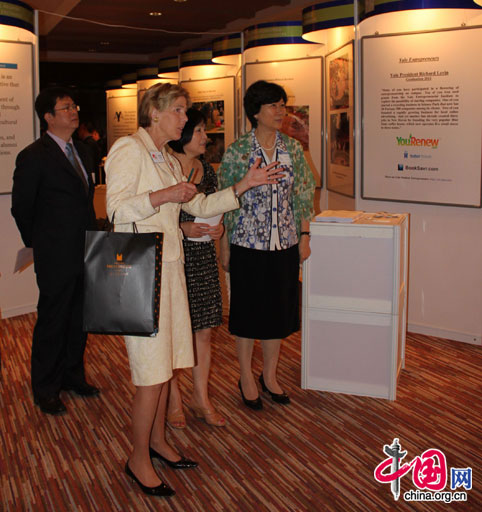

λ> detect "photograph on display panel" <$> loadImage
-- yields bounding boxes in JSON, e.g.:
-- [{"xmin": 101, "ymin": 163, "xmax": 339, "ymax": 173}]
[
  {"xmin": 181, "ymin": 76, "xmax": 235, "ymax": 166},
  {"xmin": 330, "ymin": 112, "xmax": 350, "ymax": 167},
  {"xmin": 281, "ymin": 106, "xmax": 309, "ymax": 150},
  {"xmin": 245, "ymin": 57, "xmax": 323, "ymax": 187},
  {"xmin": 329, "ymin": 52, "xmax": 350, "ymax": 110},
  {"xmin": 325, "ymin": 41, "xmax": 355, "ymax": 197},
  {"xmin": 361, "ymin": 27, "xmax": 482, "ymax": 208},
  {"xmin": 192, "ymin": 100, "xmax": 225, "ymax": 164}
]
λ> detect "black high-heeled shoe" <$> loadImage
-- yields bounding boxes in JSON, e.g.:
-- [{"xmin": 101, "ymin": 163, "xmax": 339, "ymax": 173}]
[
  {"xmin": 238, "ymin": 380, "xmax": 263, "ymax": 410},
  {"xmin": 259, "ymin": 374, "xmax": 291, "ymax": 404},
  {"xmin": 149, "ymin": 447, "xmax": 198, "ymax": 469},
  {"xmin": 125, "ymin": 462, "xmax": 175, "ymax": 497}
]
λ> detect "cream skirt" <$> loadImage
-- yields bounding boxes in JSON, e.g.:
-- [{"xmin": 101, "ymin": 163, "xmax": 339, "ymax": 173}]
[{"xmin": 124, "ymin": 260, "xmax": 194, "ymax": 386}]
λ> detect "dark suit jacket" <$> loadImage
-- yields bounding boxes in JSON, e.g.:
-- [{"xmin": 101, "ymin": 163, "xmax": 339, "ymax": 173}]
[{"xmin": 11, "ymin": 133, "xmax": 97, "ymax": 290}]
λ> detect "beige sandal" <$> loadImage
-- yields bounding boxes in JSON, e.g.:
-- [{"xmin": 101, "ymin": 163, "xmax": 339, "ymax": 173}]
[
  {"xmin": 167, "ymin": 409, "xmax": 186, "ymax": 429},
  {"xmin": 189, "ymin": 403, "xmax": 226, "ymax": 427}
]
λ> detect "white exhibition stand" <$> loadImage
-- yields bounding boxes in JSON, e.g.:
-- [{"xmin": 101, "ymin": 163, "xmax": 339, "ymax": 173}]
[{"xmin": 301, "ymin": 213, "xmax": 409, "ymax": 400}]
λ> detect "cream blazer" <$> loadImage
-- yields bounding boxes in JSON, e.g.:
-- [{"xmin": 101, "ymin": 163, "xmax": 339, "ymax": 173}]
[{"xmin": 105, "ymin": 127, "xmax": 238, "ymax": 262}]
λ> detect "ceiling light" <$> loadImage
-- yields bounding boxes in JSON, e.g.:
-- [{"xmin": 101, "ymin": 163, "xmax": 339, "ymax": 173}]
[
  {"xmin": 173, "ymin": 0, "xmax": 187, "ymax": 3},
  {"xmin": 149, "ymin": 12, "xmax": 162, "ymax": 16}
]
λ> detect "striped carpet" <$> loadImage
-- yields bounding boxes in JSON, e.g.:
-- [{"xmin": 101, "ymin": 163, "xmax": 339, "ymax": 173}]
[{"xmin": 0, "ymin": 313, "xmax": 480, "ymax": 511}]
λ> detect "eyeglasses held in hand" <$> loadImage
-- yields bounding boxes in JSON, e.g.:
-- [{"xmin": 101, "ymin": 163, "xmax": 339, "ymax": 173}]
[{"xmin": 54, "ymin": 104, "xmax": 80, "ymax": 113}]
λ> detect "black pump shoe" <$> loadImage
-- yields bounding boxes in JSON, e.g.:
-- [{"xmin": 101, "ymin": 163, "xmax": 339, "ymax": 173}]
[
  {"xmin": 149, "ymin": 448, "xmax": 198, "ymax": 469},
  {"xmin": 125, "ymin": 462, "xmax": 175, "ymax": 497},
  {"xmin": 238, "ymin": 380, "xmax": 263, "ymax": 410},
  {"xmin": 259, "ymin": 374, "xmax": 291, "ymax": 404}
]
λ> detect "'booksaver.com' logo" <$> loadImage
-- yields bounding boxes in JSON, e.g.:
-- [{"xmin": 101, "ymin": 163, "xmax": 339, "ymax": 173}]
[{"xmin": 374, "ymin": 438, "xmax": 472, "ymax": 503}]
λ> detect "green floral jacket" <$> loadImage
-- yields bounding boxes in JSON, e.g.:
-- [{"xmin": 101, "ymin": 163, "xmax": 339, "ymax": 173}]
[{"xmin": 218, "ymin": 131, "xmax": 316, "ymax": 241}]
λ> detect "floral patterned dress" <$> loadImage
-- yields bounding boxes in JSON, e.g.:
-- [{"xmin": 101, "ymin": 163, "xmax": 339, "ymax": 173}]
[{"xmin": 218, "ymin": 131, "xmax": 315, "ymax": 339}]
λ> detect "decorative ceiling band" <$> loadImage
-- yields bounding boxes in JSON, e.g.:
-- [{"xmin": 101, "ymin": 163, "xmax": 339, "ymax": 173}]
[
  {"xmin": 180, "ymin": 48, "xmax": 214, "ymax": 68},
  {"xmin": 136, "ymin": 67, "xmax": 159, "ymax": 80},
  {"xmin": 121, "ymin": 72, "xmax": 137, "ymax": 88},
  {"xmin": 105, "ymin": 79, "xmax": 123, "ymax": 90},
  {"xmin": 212, "ymin": 33, "xmax": 242, "ymax": 58},
  {"xmin": 244, "ymin": 21, "xmax": 310, "ymax": 50},
  {"xmin": 158, "ymin": 56, "xmax": 179, "ymax": 74},
  {"xmin": 303, "ymin": 0, "xmax": 354, "ymax": 34},
  {"xmin": 360, "ymin": 0, "xmax": 482, "ymax": 21},
  {"xmin": 0, "ymin": 0, "xmax": 34, "ymax": 33}
]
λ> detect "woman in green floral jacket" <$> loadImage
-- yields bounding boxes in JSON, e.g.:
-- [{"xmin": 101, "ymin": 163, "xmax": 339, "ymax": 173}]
[{"xmin": 219, "ymin": 80, "xmax": 315, "ymax": 410}]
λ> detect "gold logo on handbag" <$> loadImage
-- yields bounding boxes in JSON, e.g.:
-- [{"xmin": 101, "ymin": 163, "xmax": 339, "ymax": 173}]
[{"xmin": 116, "ymin": 253, "xmax": 123, "ymax": 262}]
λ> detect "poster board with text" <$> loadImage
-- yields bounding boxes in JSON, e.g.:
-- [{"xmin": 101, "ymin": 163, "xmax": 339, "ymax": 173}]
[
  {"xmin": 0, "ymin": 40, "xmax": 35, "ymax": 194},
  {"xmin": 362, "ymin": 27, "xmax": 482, "ymax": 207},
  {"xmin": 106, "ymin": 91, "xmax": 138, "ymax": 151}
]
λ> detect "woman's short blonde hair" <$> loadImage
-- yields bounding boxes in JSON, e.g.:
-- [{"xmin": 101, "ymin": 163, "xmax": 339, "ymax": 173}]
[{"xmin": 138, "ymin": 83, "xmax": 191, "ymax": 127}]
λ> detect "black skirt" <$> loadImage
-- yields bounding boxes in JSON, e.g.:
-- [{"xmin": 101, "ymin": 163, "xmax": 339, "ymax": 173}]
[{"xmin": 228, "ymin": 244, "xmax": 300, "ymax": 340}]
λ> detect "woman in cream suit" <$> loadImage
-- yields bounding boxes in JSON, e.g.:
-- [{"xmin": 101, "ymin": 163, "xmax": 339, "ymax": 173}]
[{"xmin": 105, "ymin": 83, "xmax": 281, "ymax": 497}]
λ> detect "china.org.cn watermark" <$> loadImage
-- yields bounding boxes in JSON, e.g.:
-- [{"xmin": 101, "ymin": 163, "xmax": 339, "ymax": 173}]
[{"xmin": 374, "ymin": 438, "xmax": 472, "ymax": 503}]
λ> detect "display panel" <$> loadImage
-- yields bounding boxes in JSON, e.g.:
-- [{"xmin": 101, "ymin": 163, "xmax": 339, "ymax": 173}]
[
  {"xmin": 106, "ymin": 91, "xmax": 138, "ymax": 151},
  {"xmin": 326, "ymin": 41, "xmax": 354, "ymax": 197},
  {"xmin": 362, "ymin": 27, "xmax": 482, "ymax": 207},
  {"xmin": 245, "ymin": 57, "xmax": 323, "ymax": 187},
  {"xmin": 181, "ymin": 77, "xmax": 235, "ymax": 165},
  {"xmin": 0, "ymin": 40, "xmax": 35, "ymax": 194}
]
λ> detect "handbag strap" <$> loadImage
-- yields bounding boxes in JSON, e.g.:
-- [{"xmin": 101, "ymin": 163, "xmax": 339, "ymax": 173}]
[{"xmin": 109, "ymin": 211, "xmax": 138, "ymax": 233}]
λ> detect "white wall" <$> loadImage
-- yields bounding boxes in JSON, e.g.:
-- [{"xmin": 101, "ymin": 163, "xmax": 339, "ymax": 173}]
[
  {"xmin": 0, "ymin": 23, "xmax": 38, "ymax": 319},
  {"xmin": 356, "ymin": 198, "xmax": 481, "ymax": 345},
  {"xmin": 0, "ymin": 195, "xmax": 38, "ymax": 318},
  {"xmin": 353, "ymin": 8, "xmax": 482, "ymax": 345}
]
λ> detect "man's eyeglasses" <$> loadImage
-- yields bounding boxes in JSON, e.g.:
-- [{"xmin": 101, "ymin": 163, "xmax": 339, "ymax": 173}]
[{"xmin": 54, "ymin": 104, "xmax": 80, "ymax": 113}]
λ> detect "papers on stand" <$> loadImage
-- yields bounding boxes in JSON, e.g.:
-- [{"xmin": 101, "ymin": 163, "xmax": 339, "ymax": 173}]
[
  {"xmin": 315, "ymin": 210, "xmax": 364, "ymax": 223},
  {"xmin": 187, "ymin": 214, "xmax": 223, "ymax": 242},
  {"xmin": 14, "ymin": 247, "xmax": 34, "ymax": 273},
  {"xmin": 358, "ymin": 212, "xmax": 403, "ymax": 224}
]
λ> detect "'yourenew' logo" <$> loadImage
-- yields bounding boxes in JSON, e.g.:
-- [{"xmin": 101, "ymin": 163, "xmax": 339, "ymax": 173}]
[{"xmin": 396, "ymin": 133, "xmax": 439, "ymax": 149}]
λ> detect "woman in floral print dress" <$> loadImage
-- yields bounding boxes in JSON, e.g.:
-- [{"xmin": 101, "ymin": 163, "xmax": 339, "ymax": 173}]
[{"xmin": 218, "ymin": 81, "xmax": 315, "ymax": 410}]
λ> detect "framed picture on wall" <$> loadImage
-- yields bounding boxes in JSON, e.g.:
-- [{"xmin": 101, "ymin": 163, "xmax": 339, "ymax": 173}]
[
  {"xmin": 181, "ymin": 76, "xmax": 236, "ymax": 167},
  {"xmin": 325, "ymin": 41, "xmax": 355, "ymax": 198}
]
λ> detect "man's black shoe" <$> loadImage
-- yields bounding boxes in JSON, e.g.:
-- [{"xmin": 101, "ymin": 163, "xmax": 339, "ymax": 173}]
[
  {"xmin": 63, "ymin": 383, "xmax": 100, "ymax": 397},
  {"xmin": 34, "ymin": 396, "xmax": 67, "ymax": 415}
]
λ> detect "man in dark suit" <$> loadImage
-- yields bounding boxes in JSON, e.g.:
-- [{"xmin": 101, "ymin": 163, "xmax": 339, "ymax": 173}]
[{"xmin": 11, "ymin": 87, "xmax": 100, "ymax": 415}]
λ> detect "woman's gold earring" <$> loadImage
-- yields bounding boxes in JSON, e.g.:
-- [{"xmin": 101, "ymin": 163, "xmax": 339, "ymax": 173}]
[{"xmin": 153, "ymin": 117, "xmax": 159, "ymax": 123}]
